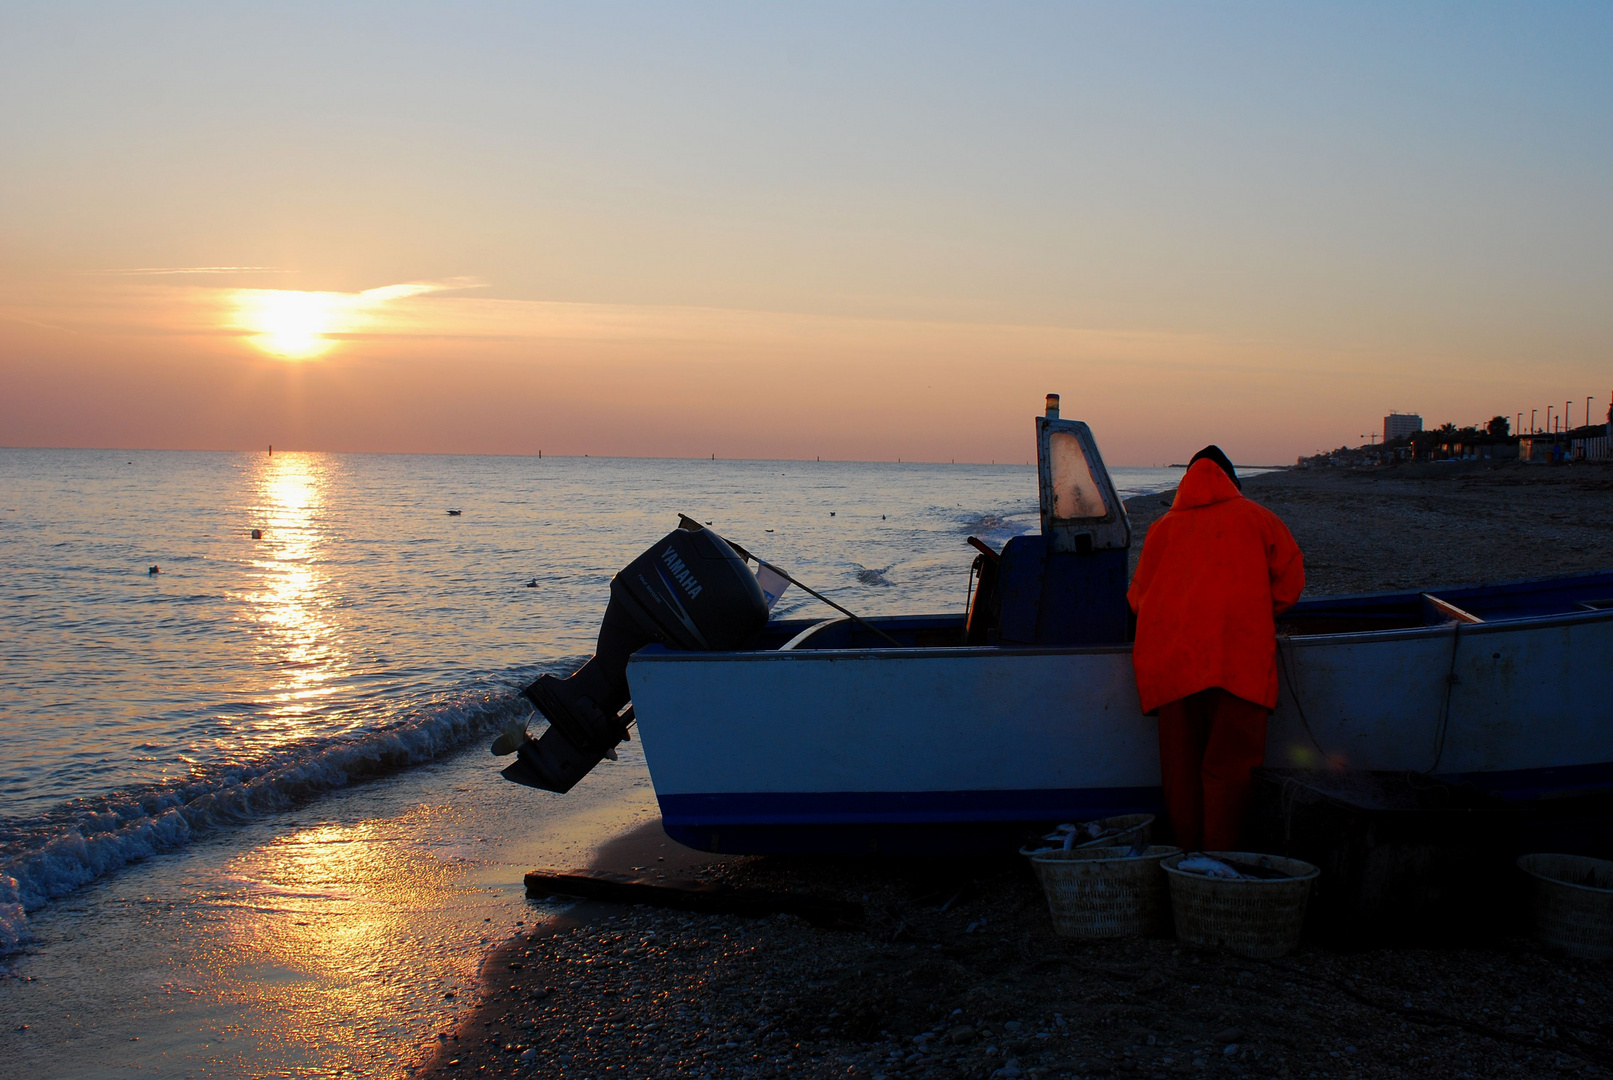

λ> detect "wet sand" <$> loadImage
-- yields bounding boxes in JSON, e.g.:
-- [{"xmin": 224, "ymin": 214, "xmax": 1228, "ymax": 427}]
[{"xmin": 417, "ymin": 463, "xmax": 1613, "ymax": 1080}]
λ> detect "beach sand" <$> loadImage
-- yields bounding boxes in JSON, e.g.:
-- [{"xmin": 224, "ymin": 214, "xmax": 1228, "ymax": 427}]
[
  {"xmin": 416, "ymin": 463, "xmax": 1613, "ymax": 1080},
  {"xmin": 1136, "ymin": 461, "xmax": 1613, "ymax": 595}
]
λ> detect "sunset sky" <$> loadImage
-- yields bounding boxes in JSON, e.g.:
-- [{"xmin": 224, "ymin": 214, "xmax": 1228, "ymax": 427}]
[{"xmin": 3, "ymin": 3, "xmax": 1610, "ymax": 465}]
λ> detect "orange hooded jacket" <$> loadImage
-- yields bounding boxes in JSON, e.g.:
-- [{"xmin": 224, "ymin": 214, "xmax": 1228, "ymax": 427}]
[{"xmin": 1127, "ymin": 460, "xmax": 1305, "ymax": 714}]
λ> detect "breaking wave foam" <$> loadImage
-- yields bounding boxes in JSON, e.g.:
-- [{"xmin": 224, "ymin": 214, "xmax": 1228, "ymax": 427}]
[{"xmin": 0, "ymin": 687, "xmax": 527, "ymax": 954}]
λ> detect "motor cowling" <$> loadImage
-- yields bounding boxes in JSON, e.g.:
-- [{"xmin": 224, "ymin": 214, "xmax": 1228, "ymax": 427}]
[{"xmin": 503, "ymin": 521, "xmax": 769, "ymax": 793}]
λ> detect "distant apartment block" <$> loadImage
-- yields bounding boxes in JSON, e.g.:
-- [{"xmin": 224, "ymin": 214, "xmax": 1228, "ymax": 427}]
[{"xmin": 1384, "ymin": 412, "xmax": 1423, "ymax": 442}]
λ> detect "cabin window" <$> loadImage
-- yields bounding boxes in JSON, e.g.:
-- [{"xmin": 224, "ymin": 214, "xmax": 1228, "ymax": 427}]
[{"xmin": 1048, "ymin": 431, "xmax": 1109, "ymax": 520}]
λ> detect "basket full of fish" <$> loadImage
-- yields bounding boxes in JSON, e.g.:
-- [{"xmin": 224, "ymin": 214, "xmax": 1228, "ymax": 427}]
[
  {"xmin": 1032, "ymin": 843, "xmax": 1182, "ymax": 939},
  {"xmin": 1020, "ymin": 814, "xmax": 1155, "ymax": 860},
  {"xmin": 1161, "ymin": 851, "xmax": 1320, "ymax": 958}
]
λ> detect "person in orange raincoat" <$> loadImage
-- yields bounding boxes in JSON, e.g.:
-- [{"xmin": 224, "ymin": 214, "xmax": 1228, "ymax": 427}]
[{"xmin": 1127, "ymin": 446, "xmax": 1305, "ymax": 852}]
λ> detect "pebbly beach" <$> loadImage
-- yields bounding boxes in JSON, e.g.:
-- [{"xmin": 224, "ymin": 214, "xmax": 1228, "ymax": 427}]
[{"xmin": 415, "ymin": 461, "xmax": 1613, "ymax": 1080}]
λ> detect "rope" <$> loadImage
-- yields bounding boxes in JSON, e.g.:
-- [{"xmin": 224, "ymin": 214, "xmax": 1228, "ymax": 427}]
[
  {"xmin": 1276, "ymin": 635, "xmax": 1329, "ymax": 761},
  {"xmin": 1280, "ymin": 621, "xmax": 1463, "ymax": 776},
  {"xmin": 962, "ymin": 559, "xmax": 979, "ymax": 645},
  {"xmin": 1428, "ymin": 621, "xmax": 1463, "ymax": 774}
]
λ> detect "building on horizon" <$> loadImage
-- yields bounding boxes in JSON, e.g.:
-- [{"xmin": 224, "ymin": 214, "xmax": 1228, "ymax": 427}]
[{"xmin": 1384, "ymin": 412, "xmax": 1423, "ymax": 442}]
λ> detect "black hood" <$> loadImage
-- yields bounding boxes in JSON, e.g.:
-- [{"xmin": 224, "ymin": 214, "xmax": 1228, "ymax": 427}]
[{"xmin": 1188, "ymin": 445, "xmax": 1241, "ymax": 490}]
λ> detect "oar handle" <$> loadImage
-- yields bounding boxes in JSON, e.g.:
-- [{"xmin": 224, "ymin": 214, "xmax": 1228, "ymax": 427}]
[
  {"xmin": 758, "ymin": 561, "xmax": 904, "ymax": 648},
  {"xmin": 680, "ymin": 513, "xmax": 904, "ymax": 649}
]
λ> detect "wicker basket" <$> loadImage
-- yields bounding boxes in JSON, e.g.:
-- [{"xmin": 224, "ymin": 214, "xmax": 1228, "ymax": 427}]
[
  {"xmin": 1032, "ymin": 844, "xmax": 1181, "ymax": 939},
  {"xmin": 1020, "ymin": 813, "xmax": 1155, "ymax": 858},
  {"xmin": 1162, "ymin": 851, "xmax": 1319, "ymax": 958},
  {"xmin": 1517, "ymin": 854, "xmax": 1613, "ymax": 960}
]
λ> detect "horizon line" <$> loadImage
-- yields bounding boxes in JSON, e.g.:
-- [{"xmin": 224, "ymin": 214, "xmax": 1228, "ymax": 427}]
[{"xmin": 0, "ymin": 444, "xmax": 1215, "ymax": 470}]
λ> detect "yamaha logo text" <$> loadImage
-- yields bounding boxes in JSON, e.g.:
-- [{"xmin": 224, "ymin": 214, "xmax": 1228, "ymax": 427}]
[{"xmin": 660, "ymin": 547, "xmax": 704, "ymax": 599}]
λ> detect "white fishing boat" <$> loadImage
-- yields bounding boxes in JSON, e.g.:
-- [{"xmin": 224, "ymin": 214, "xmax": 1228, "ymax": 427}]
[{"xmin": 501, "ymin": 396, "xmax": 1613, "ymax": 854}]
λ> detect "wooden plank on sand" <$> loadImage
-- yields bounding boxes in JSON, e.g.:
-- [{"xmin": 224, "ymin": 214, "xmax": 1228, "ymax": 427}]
[{"xmin": 524, "ymin": 870, "xmax": 863, "ymax": 929}]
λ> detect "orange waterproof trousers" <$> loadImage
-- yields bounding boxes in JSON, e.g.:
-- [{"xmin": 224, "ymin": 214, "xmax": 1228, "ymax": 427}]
[{"xmin": 1155, "ymin": 687, "xmax": 1268, "ymax": 852}]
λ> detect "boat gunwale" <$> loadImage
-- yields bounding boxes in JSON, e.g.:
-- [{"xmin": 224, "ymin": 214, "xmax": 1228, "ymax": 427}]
[{"xmin": 627, "ymin": 603, "xmax": 1613, "ymax": 664}]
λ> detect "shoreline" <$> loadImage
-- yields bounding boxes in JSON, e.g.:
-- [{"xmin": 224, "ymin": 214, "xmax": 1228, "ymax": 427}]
[{"xmin": 412, "ymin": 822, "xmax": 743, "ymax": 1077}]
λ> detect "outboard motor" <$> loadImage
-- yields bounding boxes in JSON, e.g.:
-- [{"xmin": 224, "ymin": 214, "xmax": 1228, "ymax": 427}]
[{"xmin": 502, "ymin": 519, "xmax": 769, "ymax": 794}]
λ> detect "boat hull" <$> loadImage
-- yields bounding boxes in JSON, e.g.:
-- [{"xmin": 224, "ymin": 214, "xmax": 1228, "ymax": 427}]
[
  {"xmin": 635, "ymin": 644, "xmax": 1158, "ymax": 853},
  {"xmin": 626, "ymin": 581, "xmax": 1613, "ymax": 854}
]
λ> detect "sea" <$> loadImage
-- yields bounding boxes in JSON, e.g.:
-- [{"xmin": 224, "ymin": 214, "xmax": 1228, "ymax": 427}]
[{"xmin": 0, "ymin": 448, "xmax": 1182, "ymax": 1078}]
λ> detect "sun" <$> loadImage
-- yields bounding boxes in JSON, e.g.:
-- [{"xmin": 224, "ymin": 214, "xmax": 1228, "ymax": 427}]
[
  {"xmin": 229, "ymin": 281, "xmax": 450, "ymax": 360},
  {"xmin": 234, "ymin": 290, "xmax": 345, "ymax": 360}
]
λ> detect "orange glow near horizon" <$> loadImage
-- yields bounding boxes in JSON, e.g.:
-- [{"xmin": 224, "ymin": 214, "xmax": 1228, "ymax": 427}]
[{"xmin": 3, "ymin": 272, "xmax": 1591, "ymax": 466}]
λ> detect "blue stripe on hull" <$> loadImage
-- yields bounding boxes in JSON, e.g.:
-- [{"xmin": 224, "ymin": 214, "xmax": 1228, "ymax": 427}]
[
  {"xmin": 1453, "ymin": 760, "xmax": 1613, "ymax": 800},
  {"xmin": 654, "ymin": 761, "xmax": 1613, "ymax": 854},
  {"xmin": 657, "ymin": 787, "xmax": 1163, "ymax": 825},
  {"xmin": 656, "ymin": 787, "xmax": 1163, "ymax": 854}
]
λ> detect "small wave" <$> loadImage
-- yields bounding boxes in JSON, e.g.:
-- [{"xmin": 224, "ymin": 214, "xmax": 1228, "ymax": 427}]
[
  {"xmin": 0, "ymin": 876, "xmax": 24, "ymax": 955},
  {"xmin": 957, "ymin": 508, "xmax": 1036, "ymax": 538},
  {"xmin": 853, "ymin": 564, "xmax": 894, "ymax": 587},
  {"xmin": 0, "ymin": 687, "xmax": 527, "ymax": 954}
]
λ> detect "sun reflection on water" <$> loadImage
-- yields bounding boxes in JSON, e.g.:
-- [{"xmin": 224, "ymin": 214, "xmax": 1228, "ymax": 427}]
[
  {"xmin": 244, "ymin": 452, "xmax": 350, "ymax": 745},
  {"xmin": 202, "ymin": 809, "xmax": 479, "ymax": 1075}
]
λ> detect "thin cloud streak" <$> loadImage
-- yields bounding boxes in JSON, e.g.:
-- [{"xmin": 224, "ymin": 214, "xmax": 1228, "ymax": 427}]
[
  {"xmin": 226, "ymin": 279, "xmax": 490, "ymax": 359},
  {"xmin": 90, "ymin": 267, "xmax": 291, "ymax": 275}
]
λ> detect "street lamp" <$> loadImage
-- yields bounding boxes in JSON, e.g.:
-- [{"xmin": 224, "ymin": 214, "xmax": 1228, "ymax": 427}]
[{"xmin": 1531, "ymin": 408, "xmax": 1538, "ymax": 434}]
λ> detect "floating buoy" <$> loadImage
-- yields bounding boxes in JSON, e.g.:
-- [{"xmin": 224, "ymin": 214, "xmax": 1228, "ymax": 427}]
[
  {"xmin": 446, "ymin": 509, "xmax": 462, "ymax": 516},
  {"xmin": 147, "ymin": 565, "xmax": 160, "ymax": 575},
  {"xmin": 250, "ymin": 528, "xmax": 262, "ymax": 540}
]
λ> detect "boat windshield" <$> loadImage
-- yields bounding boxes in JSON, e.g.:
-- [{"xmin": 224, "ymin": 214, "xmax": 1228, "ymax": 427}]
[{"xmin": 1048, "ymin": 431, "xmax": 1109, "ymax": 520}]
